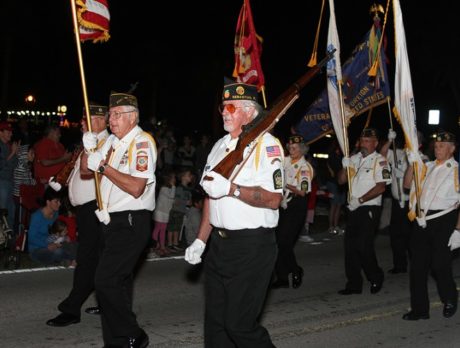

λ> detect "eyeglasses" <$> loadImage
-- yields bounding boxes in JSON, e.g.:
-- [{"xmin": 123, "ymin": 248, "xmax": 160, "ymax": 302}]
[
  {"xmin": 109, "ymin": 110, "xmax": 133, "ymax": 119},
  {"xmin": 218, "ymin": 103, "xmax": 245, "ymax": 114}
]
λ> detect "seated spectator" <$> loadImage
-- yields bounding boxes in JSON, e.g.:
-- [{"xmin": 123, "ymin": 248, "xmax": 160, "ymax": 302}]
[{"xmin": 28, "ymin": 187, "xmax": 73, "ymax": 266}]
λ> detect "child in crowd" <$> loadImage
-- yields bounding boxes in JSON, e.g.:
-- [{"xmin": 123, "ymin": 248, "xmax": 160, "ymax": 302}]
[
  {"xmin": 184, "ymin": 190, "xmax": 204, "ymax": 246},
  {"xmin": 48, "ymin": 219, "xmax": 77, "ymax": 267},
  {"xmin": 167, "ymin": 168, "xmax": 193, "ymax": 252},
  {"xmin": 148, "ymin": 170, "xmax": 176, "ymax": 259},
  {"xmin": 57, "ymin": 191, "xmax": 77, "ymax": 243}
]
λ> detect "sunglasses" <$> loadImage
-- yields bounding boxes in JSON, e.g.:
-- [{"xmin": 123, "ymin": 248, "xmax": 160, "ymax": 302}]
[{"xmin": 218, "ymin": 103, "xmax": 245, "ymax": 114}]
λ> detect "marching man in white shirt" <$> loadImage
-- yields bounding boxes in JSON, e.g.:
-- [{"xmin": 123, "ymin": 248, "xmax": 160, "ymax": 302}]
[
  {"xmin": 81, "ymin": 92, "xmax": 157, "ymax": 348},
  {"xmin": 46, "ymin": 103, "xmax": 109, "ymax": 327},
  {"xmin": 402, "ymin": 131, "xmax": 460, "ymax": 321},
  {"xmin": 185, "ymin": 79, "xmax": 284, "ymax": 348}
]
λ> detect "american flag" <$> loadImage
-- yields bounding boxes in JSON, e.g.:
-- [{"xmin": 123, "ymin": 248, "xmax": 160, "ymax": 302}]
[
  {"xmin": 266, "ymin": 145, "xmax": 281, "ymax": 157},
  {"xmin": 76, "ymin": 0, "xmax": 110, "ymax": 43}
]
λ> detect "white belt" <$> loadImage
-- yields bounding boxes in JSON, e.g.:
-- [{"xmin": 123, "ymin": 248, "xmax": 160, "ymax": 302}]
[{"xmin": 425, "ymin": 204, "xmax": 458, "ymax": 221}]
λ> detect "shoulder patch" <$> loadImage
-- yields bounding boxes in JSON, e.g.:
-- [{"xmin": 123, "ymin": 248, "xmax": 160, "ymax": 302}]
[
  {"xmin": 136, "ymin": 141, "xmax": 149, "ymax": 149},
  {"xmin": 266, "ymin": 145, "xmax": 281, "ymax": 158},
  {"xmin": 136, "ymin": 150, "xmax": 149, "ymax": 172},
  {"xmin": 382, "ymin": 168, "xmax": 390, "ymax": 179},
  {"xmin": 273, "ymin": 169, "xmax": 283, "ymax": 189}
]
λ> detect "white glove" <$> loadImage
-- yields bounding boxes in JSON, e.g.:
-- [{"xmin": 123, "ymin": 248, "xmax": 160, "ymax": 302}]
[
  {"xmin": 388, "ymin": 129, "xmax": 397, "ymax": 141},
  {"xmin": 416, "ymin": 216, "xmax": 427, "ymax": 228},
  {"xmin": 48, "ymin": 177, "xmax": 62, "ymax": 192},
  {"xmin": 347, "ymin": 196, "xmax": 361, "ymax": 211},
  {"xmin": 342, "ymin": 157, "xmax": 352, "ymax": 168},
  {"xmin": 406, "ymin": 150, "xmax": 418, "ymax": 165},
  {"xmin": 448, "ymin": 229, "xmax": 460, "ymax": 251},
  {"xmin": 393, "ymin": 166, "xmax": 405, "ymax": 179},
  {"xmin": 95, "ymin": 209, "xmax": 111, "ymax": 225},
  {"xmin": 87, "ymin": 152, "xmax": 104, "ymax": 171},
  {"xmin": 184, "ymin": 239, "xmax": 206, "ymax": 265},
  {"xmin": 201, "ymin": 171, "xmax": 231, "ymax": 198},
  {"xmin": 280, "ymin": 199, "xmax": 288, "ymax": 210},
  {"xmin": 82, "ymin": 132, "xmax": 98, "ymax": 151},
  {"xmin": 399, "ymin": 200, "xmax": 406, "ymax": 209}
]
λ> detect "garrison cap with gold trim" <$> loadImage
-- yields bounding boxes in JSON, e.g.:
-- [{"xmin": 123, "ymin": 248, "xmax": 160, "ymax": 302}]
[
  {"xmin": 84, "ymin": 103, "xmax": 108, "ymax": 117},
  {"xmin": 109, "ymin": 92, "xmax": 138, "ymax": 108},
  {"xmin": 222, "ymin": 77, "xmax": 258, "ymax": 103},
  {"xmin": 288, "ymin": 134, "xmax": 304, "ymax": 144},
  {"xmin": 435, "ymin": 131, "xmax": 456, "ymax": 143},
  {"xmin": 360, "ymin": 128, "xmax": 378, "ymax": 138}
]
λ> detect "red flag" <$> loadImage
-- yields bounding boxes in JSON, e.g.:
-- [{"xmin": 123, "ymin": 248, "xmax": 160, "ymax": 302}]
[
  {"xmin": 76, "ymin": 0, "xmax": 110, "ymax": 43},
  {"xmin": 232, "ymin": 0, "xmax": 265, "ymax": 90}
]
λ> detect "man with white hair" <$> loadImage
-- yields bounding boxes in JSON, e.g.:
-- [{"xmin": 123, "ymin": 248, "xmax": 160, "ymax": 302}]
[
  {"xmin": 81, "ymin": 92, "xmax": 157, "ymax": 348},
  {"xmin": 402, "ymin": 131, "xmax": 460, "ymax": 320},
  {"xmin": 185, "ymin": 79, "xmax": 284, "ymax": 347}
]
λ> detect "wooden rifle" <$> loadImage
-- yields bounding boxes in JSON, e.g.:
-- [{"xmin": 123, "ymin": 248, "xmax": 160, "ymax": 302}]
[{"xmin": 207, "ymin": 49, "xmax": 335, "ymax": 180}]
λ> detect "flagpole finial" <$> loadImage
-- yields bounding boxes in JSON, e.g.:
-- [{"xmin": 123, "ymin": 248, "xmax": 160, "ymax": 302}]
[{"xmin": 369, "ymin": 3, "xmax": 384, "ymax": 19}]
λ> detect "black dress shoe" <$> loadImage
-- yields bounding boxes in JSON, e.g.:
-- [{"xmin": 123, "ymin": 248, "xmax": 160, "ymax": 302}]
[
  {"xmin": 271, "ymin": 279, "xmax": 289, "ymax": 289},
  {"xmin": 388, "ymin": 268, "xmax": 407, "ymax": 274},
  {"xmin": 46, "ymin": 313, "xmax": 80, "ymax": 327},
  {"xmin": 338, "ymin": 288, "xmax": 362, "ymax": 295},
  {"xmin": 292, "ymin": 267, "xmax": 304, "ymax": 289},
  {"xmin": 370, "ymin": 281, "xmax": 383, "ymax": 294},
  {"xmin": 443, "ymin": 302, "xmax": 457, "ymax": 318},
  {"xmin": 402, "ymin": 310, "xmax": 429, "ymax": 320},
  {"xmin": 126, "ymin": 329, "xmax": 149, "ymax": 348},
  {"xmin": 85, "ymin": 306, "xmax": 101, "ymax": 315}
]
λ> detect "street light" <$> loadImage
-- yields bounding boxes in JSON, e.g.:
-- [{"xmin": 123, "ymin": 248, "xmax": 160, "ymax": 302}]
[{"xmin": 428, "ymin": 109, "xmax": 440, "ymax": 125}]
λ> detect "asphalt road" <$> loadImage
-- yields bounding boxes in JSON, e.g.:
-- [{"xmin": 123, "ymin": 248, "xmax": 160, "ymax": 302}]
[{"xmin": 1, "ymin": 230, "xmax": 460, "ymax": 348}]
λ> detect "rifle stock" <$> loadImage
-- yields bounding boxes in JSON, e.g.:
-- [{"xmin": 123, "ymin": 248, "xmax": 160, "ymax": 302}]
[{"xmin": 209, "ymin": 50, "xmax": 336, "ymax": 180}]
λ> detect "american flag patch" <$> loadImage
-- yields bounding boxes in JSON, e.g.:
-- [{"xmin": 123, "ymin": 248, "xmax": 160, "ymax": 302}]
[
  {"xmin": 136, "ymin": 141, "xmax": 149, "ymax": 149},
  {"xmin": 266, "ymin": 145, "xmax": 281, "ymax": 157}
]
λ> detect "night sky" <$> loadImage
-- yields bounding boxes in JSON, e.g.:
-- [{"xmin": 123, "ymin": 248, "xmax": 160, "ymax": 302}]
[{"xmin": 1, "ymin": 0, "xmax": 459, "ymax": 145}]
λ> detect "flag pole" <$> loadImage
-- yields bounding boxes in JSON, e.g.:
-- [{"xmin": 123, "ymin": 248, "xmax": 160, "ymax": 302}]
[
  {"xmin": 386, "ymin": 96, "xmax": 403, "ymax": 203},
  {"xmin": 69, "ymin": 0, "xmax": 103, "ymax": 209},
  {"xmin": 337, "ymin": 81, "xmax": 352, "ymax": 198}
]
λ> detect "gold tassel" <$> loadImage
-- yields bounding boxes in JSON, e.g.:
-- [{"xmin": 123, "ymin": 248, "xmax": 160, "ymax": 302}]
[
  {"xmin": 368, "ymin": 60, "xmax": 379, "ymax": 77},
  {"xmin": 307, "ymin": 0, "xmax": 325, "ymax": 68},
  {"xmin": 307, "ymin": 52, "xmax": 317, "ymax": 67}
]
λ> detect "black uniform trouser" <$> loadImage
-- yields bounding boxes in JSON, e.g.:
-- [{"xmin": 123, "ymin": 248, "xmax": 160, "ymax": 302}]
[
  {"xmin": 204, "ymin": 227, "xmax": 277, "ymax": 348},
  {"xmin": 95, "ymin": 210, "xmax": 151, "ymax": 346},
  {"xmin": 344, "ymin": 206, "xmax": 384, "ymax": 290},
  {"xmin": 409, "ymin": 210, "xmax": 458, "ymax": 315},
  {"xmin": 58, "ymin": 200, "xmax": 101, "ymax": 317},
  {"xmin": 389, "ymin": 198, "xmax": 411, "ymax": 271},
  {"xmin": 274, "ymin": 196, "xmax": 307, "ymax": 281}
]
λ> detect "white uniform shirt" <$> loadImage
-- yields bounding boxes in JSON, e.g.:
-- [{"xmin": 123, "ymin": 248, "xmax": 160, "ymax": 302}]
[
  {"xmin": 201, "ymin": 133, "xmax": 284, "ymax": 230},
  {"xmin": 419, "ymin": 158, "xmax": 460, "ymax": 211},
  {"xmin": 350, "ymin": 151, "xmax": 391, "ymax": 206},
  {"xmin": 98, "ymin": 126, "xmax": 157, "ymax": 212},
  {"xmin": 68, "ymin": 130, "xmax": 109, "ymax": 206},
  {"xmin": 284, "ymin": 156, "xmax": 314, "ymax": 194}
]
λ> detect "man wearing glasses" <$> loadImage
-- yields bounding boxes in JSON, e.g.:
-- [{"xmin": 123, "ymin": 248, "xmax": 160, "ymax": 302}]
[
  {"xmin": 80, "ymin": 92, "xmax": 156, "ymax": 348},
  {"xmin": 185, "ymin": 79, "xmax": 284, "ymax": 347}
]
